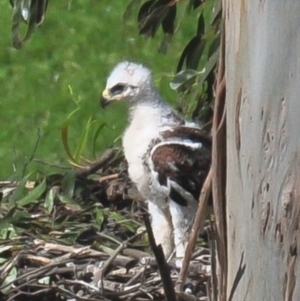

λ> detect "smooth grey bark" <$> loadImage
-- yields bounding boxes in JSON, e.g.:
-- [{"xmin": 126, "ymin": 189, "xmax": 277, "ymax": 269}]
[{"xmin": 225, "ymin": 1, "xmax": 300, "ymax": 300}]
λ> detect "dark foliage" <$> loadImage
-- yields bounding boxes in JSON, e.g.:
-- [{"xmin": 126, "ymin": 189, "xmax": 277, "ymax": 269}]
[{"xmin": 9, "ymin": 0, "xmax": 48, "ymax": 48}]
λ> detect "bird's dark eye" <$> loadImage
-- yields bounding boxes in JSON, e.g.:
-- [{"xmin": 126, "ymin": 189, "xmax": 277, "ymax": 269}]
[{"xmin": 110, "ymin": 83, "xmax": 126, "ymax": 96}]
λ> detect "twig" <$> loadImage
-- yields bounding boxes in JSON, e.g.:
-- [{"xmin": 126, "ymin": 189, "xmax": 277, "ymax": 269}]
[
  {"xmin": 208, "ymin": 221, "xmax": 218, "ymax": 301},
  {"xmin": 212, "ymin": 19, "xmax": 227, "ymax": 301},
  {"xmin": 125, "ymin": 267, "xmax": 145, "ymax": 286},
  {"xmin": 99, "ymin": 173, "xmax": 119, "ymax": 182},
  {"xmin": 175, "ymin": 167, "xmax": 212, "ymax": 291},
  {"xmin": 97, "ymin": 243, "xmax": 125, "ymax": 291},
  {"xmin": 123, "ymin": 248, "xmax": 150, "ymax": 259},
  {"xmin": 76, "ymin": 148, "xmax": 116, "ymax": 177},
  {"xmin": 1, "ymin": 258, "xmax": 71, "ymax": 291},
  {"xmin": 7, "ymin": 288, "xmax": 50, "ymax": 301},
  {"xmin": 143, "ymin": 211, "xmax": 177, "ymax": 301},
  {"xmin": 96, "ymin": 232, "xmax": 122, "ymax": 245},
  {"xmin": 94, "ymin": 231, "xmax": 146, "ymax": 291}
]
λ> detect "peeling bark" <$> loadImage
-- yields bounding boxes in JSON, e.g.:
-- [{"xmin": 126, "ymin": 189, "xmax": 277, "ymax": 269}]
[
  {"xmin": 212, "ymin": 21, "xmax": 227, "ymax": 301},
  {"xmin": 225, "ymin": 1, "xmax": 300, "ymax": 300}
]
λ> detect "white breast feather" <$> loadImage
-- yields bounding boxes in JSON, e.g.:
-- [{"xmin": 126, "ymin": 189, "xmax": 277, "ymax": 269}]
[{"xmin": 123, "ymin": 105, "xmax": 162, "ymax": 193}]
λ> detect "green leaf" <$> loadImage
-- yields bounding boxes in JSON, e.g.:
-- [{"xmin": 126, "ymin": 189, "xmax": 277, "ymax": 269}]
[
  {"xmin": 61, "ymin": 122, "xmax": 77, "ymax": 163},
  {"xmin": 208, "ymin": 35, "xmax": 220, "ymax": 57},
  {"xmin": 109, "ymin": 212, "xmax": 136, "ymax": 233},
  {"xmin": 211, "ymin": 0, "xmax": 222, "ymax": 26},
  {"xmin": 161, "ymin": 4, "xmax": 176, "ymax": 35},
  {"xmin": 38, "ymin": 276, "xmax": 50, "ymax": 285},
  {"xmin": 10, "ymin": 0, "xmax": 48, "ymax": 49},
  {"xmin": 44, "ymin": 187, "xmax": 56, "ymax": 214},
  {"xmin": 177, "ymin": 36, "xmax": 204, "ymax": 72},
  {"xmin": 138, "ymin": 1, "xmax": 168, "ymax": 38},
  {"xmin": 94, "ymin": 208, "xmax": 105, "ymax": 228},
  {"xmin": 109, "ymin": 211, "xmax": 125, "ymax": 222},
  {"xmin": 0, "ymin": 267, "xmax": 17, "ymax": 293},
  {"xmin": 57, "ymin": 193, "xmax": 79, "ymax": 206},
  {"xmin": 186, "ymin": 0, "xmax": 203, "ymax": 12},
  {"xmin": 16, "ymin": 179, "xmax": 46, "ymax": 206},
  {"xmin": 169, "ymin": 69, "xmax": 198, "ymax": 91},
  {"xmin": 186, "ymin": 38, "xmax": 206, "ymax": 70},
  {"xmin": 197, "ymin": 11, "xmax": 205, "ymax": 36},
  {"xmin": 74, "ymin": 117, "xmax": 96, "ymax": 163},
  {"xmin": 0, "ymin": 257, "xmax": 7, "ymax": 264},
  {"xmin": 10, "ymin": 175, "xmax": 30, "ymax": 204},
  {"xmin": 0, "ymin": 206, "xmax": 17, "ymax": 230},
  {"xmin": 197, "ymin": 48, "xmax": 219, "ymax": 87},
  {"xmin": 101, "ymin": 245, "xmax": 118, "ymax": 255},
  {"xmin": 61, "ymin": 171, "xmax": 76, "ymax": 198},
  {"xmin": 92, "ymin": 122, "xmax": 108, "ymax": 157}
]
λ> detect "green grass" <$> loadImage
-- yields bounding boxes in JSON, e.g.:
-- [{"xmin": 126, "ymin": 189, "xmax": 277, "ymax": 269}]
[{"xmin": 0, "ymin": 1, "xmax": 201, "ymax": 179}]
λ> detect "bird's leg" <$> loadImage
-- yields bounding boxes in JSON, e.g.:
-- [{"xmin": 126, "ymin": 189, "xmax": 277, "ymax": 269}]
[
  {"xmin": 169, "ymin": 200, "xmax": 198, "ymax": 258},
  {"xmin": 147, "ymin": 201, "xmax": 174, "ymax": 258}
]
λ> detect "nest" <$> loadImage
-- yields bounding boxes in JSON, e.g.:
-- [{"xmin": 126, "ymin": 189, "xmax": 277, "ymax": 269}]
[{"xmin": 0, "ymin": 149, "xmax": 213, "ymax": 301}]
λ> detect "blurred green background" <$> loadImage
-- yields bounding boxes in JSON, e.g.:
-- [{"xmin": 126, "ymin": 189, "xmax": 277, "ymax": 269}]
[{"xmin": 0, "ymin": 1, "xmax": 199, "ymax": 179}]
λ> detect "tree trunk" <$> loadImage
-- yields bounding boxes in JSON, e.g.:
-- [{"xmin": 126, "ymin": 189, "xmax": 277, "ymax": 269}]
[{"xmin": 225, "ymin": 1, "xmax": 300, "ymax": 300}]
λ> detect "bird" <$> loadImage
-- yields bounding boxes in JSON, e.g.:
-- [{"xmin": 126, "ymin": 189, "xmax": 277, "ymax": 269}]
[{"xmin": 100, "ymin": 61, "xmax": 211, "ymax": 258}]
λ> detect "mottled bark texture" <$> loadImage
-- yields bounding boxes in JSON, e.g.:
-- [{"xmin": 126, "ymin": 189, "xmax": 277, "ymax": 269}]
[{"xmin": 225, "ymin": 1, "xmax": 300, "ymax": 300}]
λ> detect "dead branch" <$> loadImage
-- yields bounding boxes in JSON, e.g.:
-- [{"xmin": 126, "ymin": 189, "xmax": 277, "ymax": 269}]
[
  {"xmin": 176, "ymin": 167, "xmax": 213, "ymax": 292},
  {"xmin": 143, "ymin": 212, "xmax": 178, "ymax": 301},
  {"xmin": 76, "ymin": 148, "xmax": 117, "ymax": 177},
  {"xmin": 212, "ymin": 20, "xmax": 227, "ymax": 301}
]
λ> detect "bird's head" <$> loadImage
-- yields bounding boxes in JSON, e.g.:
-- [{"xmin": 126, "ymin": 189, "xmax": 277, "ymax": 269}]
[{"xmin": 100, "ymin": 61, "xmax": 153, "ymax": 108}]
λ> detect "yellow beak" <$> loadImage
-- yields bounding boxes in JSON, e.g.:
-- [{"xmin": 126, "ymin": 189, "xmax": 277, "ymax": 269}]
[
  {"xmin": 100, "ymin": 89, "xmax": 112, "ymax": 108},
  {"xmin": 102, "ymin": 89, "xmax": 110, "ymax": 99},
  {"xmin": 100, "ymin": 88, "xmax": 124, "ymax": 108}
]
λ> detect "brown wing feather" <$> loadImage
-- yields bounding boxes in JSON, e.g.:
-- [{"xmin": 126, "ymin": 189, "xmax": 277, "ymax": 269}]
[
  {"xmin": 161, "ymin": 126, "xmax": 211, "ymax": 144},
  {"xmin": 151, "ymin": 128, "xmax": 211, "ymax": 206}
]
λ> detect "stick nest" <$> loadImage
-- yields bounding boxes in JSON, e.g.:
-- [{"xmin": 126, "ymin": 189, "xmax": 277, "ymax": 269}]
[{"xmin": 0, "ymin": 150, "xmax": 212, "ymax": 301}]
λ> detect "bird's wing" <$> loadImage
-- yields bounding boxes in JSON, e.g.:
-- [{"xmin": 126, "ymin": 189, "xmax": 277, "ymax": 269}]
[{"xmin": 149, "ymin": 126, "xmax": 211, "ymax": 206}]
